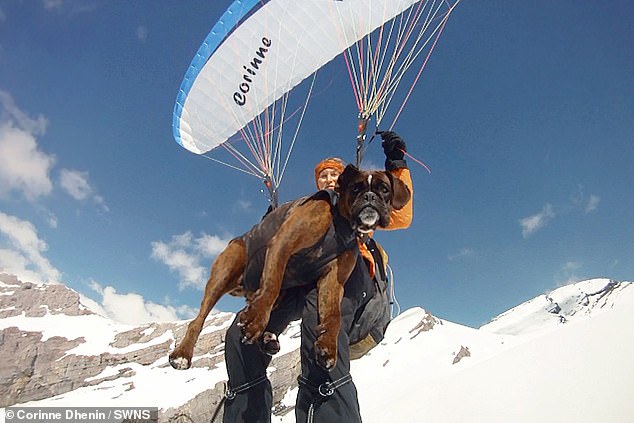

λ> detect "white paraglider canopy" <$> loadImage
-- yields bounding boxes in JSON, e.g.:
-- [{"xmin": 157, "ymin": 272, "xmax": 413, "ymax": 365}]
[{"xmin": 172, "ymin": 0, "xmax": 460, "ymax": 205}]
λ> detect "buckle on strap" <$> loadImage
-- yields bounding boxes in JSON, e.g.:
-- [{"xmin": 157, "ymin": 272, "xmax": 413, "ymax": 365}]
[
  {"xmin": 225, "ymin": 375, "xmax": 267, "ymax": 400},
  {"xmin": 318, "ymin": 383, "xmax": 335, "ymax": 397},
  {"xmin": 298, "ymin": 374, "xmax": 353, "ymax": 398}
]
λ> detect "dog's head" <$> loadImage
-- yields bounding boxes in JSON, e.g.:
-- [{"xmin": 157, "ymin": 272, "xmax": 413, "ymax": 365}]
[{"xmin": 336, "ymin": 164, "xmax": 411, "ymax": 234}]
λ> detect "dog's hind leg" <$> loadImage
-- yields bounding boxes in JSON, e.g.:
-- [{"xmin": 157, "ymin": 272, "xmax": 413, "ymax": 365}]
[
  {"xmin": 314, "ymin": 249, "xmax": 357, "ymax": 370},
  {"xmin": 169, "ymin": 238, "xmax": 246, "ymax": 370}
]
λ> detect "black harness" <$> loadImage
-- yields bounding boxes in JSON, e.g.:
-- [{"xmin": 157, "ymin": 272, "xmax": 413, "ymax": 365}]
[{"xmin": 241, "ymin": 190, "xmax": 358, "ymax": 293}]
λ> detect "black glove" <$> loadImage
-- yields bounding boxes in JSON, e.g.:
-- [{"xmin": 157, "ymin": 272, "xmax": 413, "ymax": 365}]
[
  {"xmin": 381, "ymin": 131, "xmax": 406, "ymax": 160},
  {"xmin": 380, "ymin": 131, "xmax": 408, "ymax": 170}
]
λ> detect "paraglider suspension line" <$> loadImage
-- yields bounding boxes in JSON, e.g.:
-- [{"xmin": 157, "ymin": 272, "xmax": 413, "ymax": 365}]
[
  {"xmin": 263, "ymin": 177, "xmax": 278, "ymax": 209},
  {"xmin": 356, "ymin": 115, "xmax": 371, "ymax": 167}
]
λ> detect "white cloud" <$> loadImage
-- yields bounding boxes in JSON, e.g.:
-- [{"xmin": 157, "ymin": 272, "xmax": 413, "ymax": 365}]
[
  {"xmin": 151, "ymin": 231, "xmax": 233, "ymax": 290},
  {"xmin": 0, "ymin": 90, "xmax": 107, "ymax": 209},
  {"xmin": 520, "ymin": 190, "xmax": 600, "ymax": 238},
  {"xmin": 41, "ymin": 0, "xmax": 97, "ymax": 16},
  {"xmin": 555, "ymin": 261, "xmax": 583, "ymax": 287},
  {"xmin": 195, "ymin": 233, "xmax": 231, "ymax": 257},
  {"xmin": 562, "ymin": 261, "xmax": 582, "ymax": 272},
  {"xmin": 584, "ymin": 195, "xmax": 600, "ymax": 214},
  {"xmin": 58, "ymin": 168, "xmax": 109, "ymax": 211},
  {"xmin": 136, "ymin": 26, "xmax": 148, "ymax": 42},
  {"xmin": 572, "ymin": 186, "xmax": 600, "ymax": 214},
  {"xmin": 59, "ymin": 168, "xmax": 92, "ymax": 200},
  {"xmin": 0, "ymin": 90, "xmax": 48, "ymax": 135},
  {"xmin": 0, "ymin": 91, "xmax": 55, "ymax": 201},
  {"xmin": 0, "ymin": 249, "xmax": 48, "ymax": 285},
  {"xmin": 448, "ymin": 248, "xmax": 475, "ymax": 261},
  {"xmin": 0, "ymin": 123, "xmax": 56, "ymax": 200},
  {"xmin": 235, "ymin": 199, "xmax": 253, "ymax": 213},
  {"xmin": 152, "ymin": 241, "xmax": 205, "ymax": 288},
  {"xmin": 93, "ymin": 195, "xmax": 108, "ymax": 211},
  {"xmin": 77, "ymin": 292, "xmax": 108, "ymax": 317},
  {"xmin": 0, "ymin": 212, "xmax": 61, "ymax": 284},
  {"xmin": 44, "ymin": 209, "xmax": 58, "ymax": 228},
  {"xmin": 83, "ymin": 280, "xmax": 195, "ymax": 324},
  {"xmin": 42, "ymin": 0, "xmax": 64, "ymax": 10},
  {"xmin": 519, "ymin": 204, "xmax": 555, "ymax": 238}
]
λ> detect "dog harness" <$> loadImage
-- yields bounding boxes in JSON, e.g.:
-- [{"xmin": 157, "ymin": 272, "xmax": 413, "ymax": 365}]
[{"xmin": 240, "ymin": 190, "xmax": 358, "ymax": 293}]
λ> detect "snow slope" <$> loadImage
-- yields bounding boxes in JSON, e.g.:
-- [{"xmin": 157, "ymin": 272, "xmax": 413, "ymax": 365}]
[{"xmin": 276, "ymin": 278, "xmax": 634, "ymax": 422}]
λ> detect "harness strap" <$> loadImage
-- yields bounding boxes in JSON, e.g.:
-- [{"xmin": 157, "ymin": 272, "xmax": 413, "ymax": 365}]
[
  {"xmin": 208, "ymin": 375, "xmax": 269, "ymax": 423},
  {"xmin": 225, "ymin": 374, "xmax": 268, "ymax": 400},
  {"xmin": 297, "ymin": 373, "xmax": 353, "ymax": 397},
  {"xmin": 298, "ymin": 374, "xmax": 353, "ymax": 423}
]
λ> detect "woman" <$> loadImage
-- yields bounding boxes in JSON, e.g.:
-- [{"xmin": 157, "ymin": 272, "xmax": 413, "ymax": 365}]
[
  {"xmin": 312, "ymin": 132, "xmax": 413, "ymax": 359},
  {"xmin": 222, "ymin": 131, "xmax": 413, "ymax": 423}
]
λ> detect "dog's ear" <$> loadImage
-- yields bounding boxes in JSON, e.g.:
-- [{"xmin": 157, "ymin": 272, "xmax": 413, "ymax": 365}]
[
  {"xmin": 387, "ymin": 173, "xmax": 411, "ymax": 210},
  {"xmin": 335, "ymin": 164, "xmax": 360, "ymax": 193}
]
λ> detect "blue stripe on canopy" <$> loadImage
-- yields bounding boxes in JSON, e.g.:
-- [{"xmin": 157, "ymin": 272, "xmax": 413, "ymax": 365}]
[{"xmin": 172, "ymin": 0, "xmax": 267, "ymax": 147}]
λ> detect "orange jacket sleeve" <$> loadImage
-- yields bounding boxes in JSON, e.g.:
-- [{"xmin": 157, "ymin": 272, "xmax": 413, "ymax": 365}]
[
  {"xmin": 384, "ymin": 167, "xmax": 413, "ymax": 230},
  {"xmin": 359, "ymin": 167, "xmax": 413, "ymax": 277}
]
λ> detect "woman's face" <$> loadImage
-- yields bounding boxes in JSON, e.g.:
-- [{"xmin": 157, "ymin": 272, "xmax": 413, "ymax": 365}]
[{"xmin": 317, "ymin": 167, "xmax": 341, "ymax": 190}]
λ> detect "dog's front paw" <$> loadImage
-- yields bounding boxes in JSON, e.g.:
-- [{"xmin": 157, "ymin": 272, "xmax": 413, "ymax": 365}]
[
  {"xmin": 169, "ymin": 345, "xmax": 193, "ymax": 370},
  {"xmin": 238, "ymin": 305, "xmax": 268, "ymax": 344},
  {"xmin": 314, "ymin": 336, "xmax": 337, "ymax": 370},
  {"xmin": 259, "ymin": 331, "xmax": 281, "ymax": 356}
]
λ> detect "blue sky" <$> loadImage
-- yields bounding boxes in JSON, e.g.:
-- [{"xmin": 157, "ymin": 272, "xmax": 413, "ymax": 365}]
[{"xmin": 0, "ymin": 0, "xmax": 632, "ymax": 328}]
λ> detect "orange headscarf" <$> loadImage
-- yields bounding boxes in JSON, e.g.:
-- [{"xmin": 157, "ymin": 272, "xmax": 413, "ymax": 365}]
[{"xmin": 314, "ymin": 157, "xmax": 345, "ymax": 188}]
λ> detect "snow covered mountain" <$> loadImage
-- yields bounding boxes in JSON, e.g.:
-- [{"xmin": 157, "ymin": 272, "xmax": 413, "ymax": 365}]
[
  {"xmin": 345, "ymin": 278, "xmax": 634, "ymax": 423},
  {"xmin": 0, "ymin": 272, "xmax": 301, "ymax": 422},
  {"xmin": 1, "ymin": 273, "xmax": 632, "ymax": 423}
]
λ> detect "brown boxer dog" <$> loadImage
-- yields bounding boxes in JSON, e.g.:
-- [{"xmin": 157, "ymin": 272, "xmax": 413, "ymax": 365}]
[{"xmin": 169, "ymin": 164, "xmax": 410, "ymax": 370}]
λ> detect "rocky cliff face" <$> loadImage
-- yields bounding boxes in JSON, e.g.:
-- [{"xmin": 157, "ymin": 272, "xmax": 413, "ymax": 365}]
[
  {"xmin": 0, "ymin": 273, "xmax": 300, "ymax": 422},
  {"xmin": 0, "ymin": 273, "xmax": 93, "ymax": 319}
]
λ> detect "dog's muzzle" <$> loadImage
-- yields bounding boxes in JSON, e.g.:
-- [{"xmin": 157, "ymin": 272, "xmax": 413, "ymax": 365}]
[
  {"xmin": 356, "ymin": 207, "xmax": 380, "ymax": 234},
  {"xmin": 353, "ymin": 191, "xmax": 386, "ymax": 234}
]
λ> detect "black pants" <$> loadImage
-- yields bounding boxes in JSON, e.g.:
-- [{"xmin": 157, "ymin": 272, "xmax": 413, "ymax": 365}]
[{"xmin": 223, "ymin": 256, "xmax": 372, "ymax": 423}]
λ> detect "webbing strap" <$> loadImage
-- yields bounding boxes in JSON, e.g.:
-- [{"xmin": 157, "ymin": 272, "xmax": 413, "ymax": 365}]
[
  {"xmin": 225, "ymin": 374, "xmax": 268, "ymax": 400},
  {"xmin": 299, "ymin": 374, "xmax": 354, "ymax": 423},
  {"xmin": 297, "ymin": 373, "xmax": 353, "ymax": 398}
]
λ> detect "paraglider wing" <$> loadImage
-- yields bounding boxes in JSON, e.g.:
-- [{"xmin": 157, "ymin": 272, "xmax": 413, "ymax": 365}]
[{"xmin": 172, "ymin": 0, "xmax": 424, "ymax": 155}]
